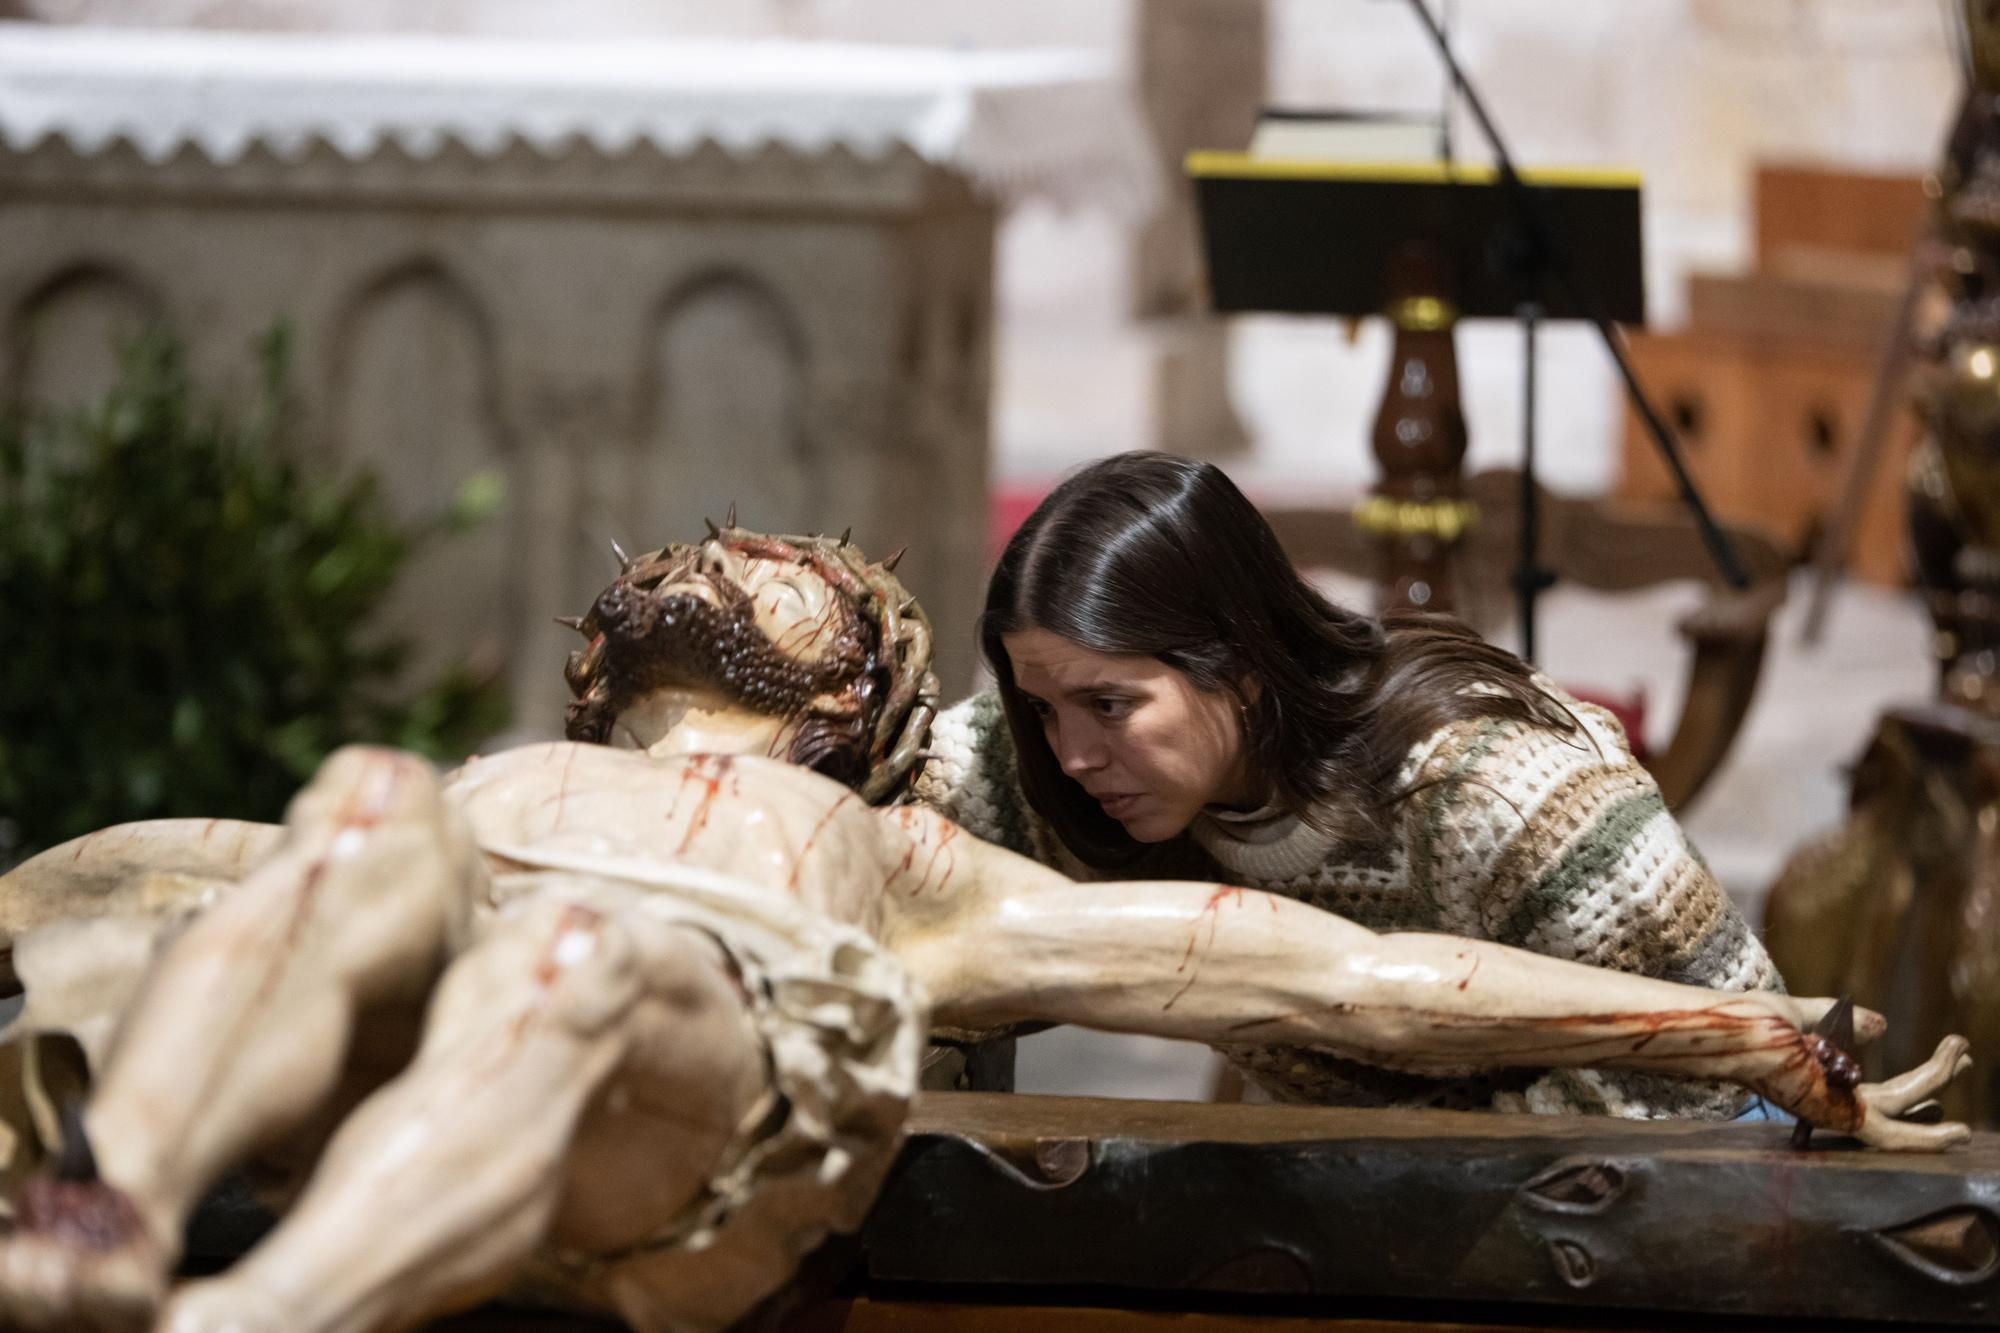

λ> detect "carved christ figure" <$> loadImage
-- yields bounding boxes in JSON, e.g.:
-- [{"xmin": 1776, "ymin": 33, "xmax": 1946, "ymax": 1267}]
[{"xmin": 0, "ymin": 529, "xmax": 1971, "ymax": 1333}]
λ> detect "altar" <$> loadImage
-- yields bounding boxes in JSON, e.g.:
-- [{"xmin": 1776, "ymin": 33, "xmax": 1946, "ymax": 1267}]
[
  {"xmin": 0, "ymin": 26, "xmax": 1153, "ymax": 726},
  {"xmin": 207, "ymin": 1093, "xmax": 1998, "ymax": 1329},
  {"xmin": 831, "ymin": 1093, "xmax": 2000, "ymax": 1329}
]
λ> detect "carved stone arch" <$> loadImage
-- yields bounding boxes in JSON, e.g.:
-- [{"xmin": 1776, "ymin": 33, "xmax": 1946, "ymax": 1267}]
[
  {"xmin": 327, "ymin": 257, "xmax": 517, "ymax": 694},
  {"xmin": 5, "ymin": 261, "xmax": 168, "ymax": 412},
  {"xmin": 629, "ymin": 267, "xmax": 814, "ymax": 553}
]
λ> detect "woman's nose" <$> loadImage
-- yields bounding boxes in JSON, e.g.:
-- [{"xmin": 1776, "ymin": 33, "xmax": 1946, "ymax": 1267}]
[{"xmin": 1057, "ymin": 735, "xmax": 1104, "ymax": 776}]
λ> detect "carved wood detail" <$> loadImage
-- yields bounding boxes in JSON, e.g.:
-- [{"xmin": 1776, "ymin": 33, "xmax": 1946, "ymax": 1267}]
[{"xmin": 845, "ymin": 1091, "xmax": 2000, "ymax": 1326}]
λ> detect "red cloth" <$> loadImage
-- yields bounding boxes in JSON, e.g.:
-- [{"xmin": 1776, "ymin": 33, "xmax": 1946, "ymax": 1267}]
[
  {"xmin": 1565, "ymin": 686, "xmax": 1650, "ymax": 763},
  {"xmin": 989, "ymin": 487, "xmax": 1048, "ymax": 561}
]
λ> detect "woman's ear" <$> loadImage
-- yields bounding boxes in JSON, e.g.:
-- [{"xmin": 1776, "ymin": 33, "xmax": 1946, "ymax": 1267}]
[{"xmin": 1237, "ymin": 673, "xmax": 1264, "ymax": 708}]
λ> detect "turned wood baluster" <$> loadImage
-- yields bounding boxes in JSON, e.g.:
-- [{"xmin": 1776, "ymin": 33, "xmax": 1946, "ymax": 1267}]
[{"xmin": 1362, "ymin": 243, "xmax": 1477, "ymax": 614}]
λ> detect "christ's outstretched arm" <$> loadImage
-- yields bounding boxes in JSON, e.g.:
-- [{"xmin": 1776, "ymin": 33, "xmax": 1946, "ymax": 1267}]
[{"xmin": 886, "ymin": 815, "xmax": 1968, "ymax": 1151}]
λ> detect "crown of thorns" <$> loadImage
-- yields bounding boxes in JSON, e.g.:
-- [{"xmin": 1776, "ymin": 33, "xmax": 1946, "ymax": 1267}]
[{"xmin": 561, "ymin": 518, "xmax": 939, "ymax": 805}]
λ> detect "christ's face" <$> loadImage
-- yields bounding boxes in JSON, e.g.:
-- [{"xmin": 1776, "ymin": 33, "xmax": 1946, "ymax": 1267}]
[
  {"xmin": 660, "ymin": 542, "xmax": 850, "ymax": 668},
  {"xmin": 572, "ymin": 536, "xmax": 869, "ymax": 764}
]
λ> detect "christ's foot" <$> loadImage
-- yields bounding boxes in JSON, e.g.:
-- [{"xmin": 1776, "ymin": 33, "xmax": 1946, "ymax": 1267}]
[
  {"xmin": 0, "ymin": 1170, "xmax": 166, "ymax": 1332},
  {"xmin": 158, "ymin": 1277, "xmax": 291, "ymax": 1333}
]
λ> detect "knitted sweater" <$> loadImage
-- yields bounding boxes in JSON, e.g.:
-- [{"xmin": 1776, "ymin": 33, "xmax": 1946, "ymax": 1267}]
[{"xmin": 911, "ymin": 689, "xmax": 1783, "ymax": 1120}]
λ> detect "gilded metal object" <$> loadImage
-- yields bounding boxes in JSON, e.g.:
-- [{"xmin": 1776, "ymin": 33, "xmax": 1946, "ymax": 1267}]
[{"xmin": 1351, "ymin": 495, "xmax": 1480, "ymax": 542}]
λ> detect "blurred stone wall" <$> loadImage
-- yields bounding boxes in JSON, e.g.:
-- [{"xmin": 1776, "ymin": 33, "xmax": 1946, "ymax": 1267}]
[
  {"xmin": 0, "ymin": 122, "xmax": 997, "ymax": 733},
  {"xmin": 8, "ymin": 0, "xmax": 1965, "ymax": 501}
]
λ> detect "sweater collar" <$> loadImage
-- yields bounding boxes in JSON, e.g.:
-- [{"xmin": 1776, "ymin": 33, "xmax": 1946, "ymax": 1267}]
[{"xmin": 1190, "ymin": 800, "xmax": 1347, "ymax": 882}]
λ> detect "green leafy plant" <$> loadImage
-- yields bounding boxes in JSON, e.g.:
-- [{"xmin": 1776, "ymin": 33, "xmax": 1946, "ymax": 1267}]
[{"xmin": 0, "ymin": 327, "xmax": 510, "ymax": 867}]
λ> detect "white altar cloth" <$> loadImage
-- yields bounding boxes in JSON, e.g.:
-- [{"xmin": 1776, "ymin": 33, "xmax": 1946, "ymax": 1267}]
[{"xmin": 0, "ymin": 23, "xmax": 1153, "ymax": 211}]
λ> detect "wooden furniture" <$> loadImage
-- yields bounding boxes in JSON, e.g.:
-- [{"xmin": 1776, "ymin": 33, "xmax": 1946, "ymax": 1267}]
[
  {"xmin": 827, "ymin": 1092, "xmax": 2000, "ymax": 1328},
  {"xmin": 1618, "ymin": 331, "xmax": 1920, "ymax": 586},
  {"xmin": 1753, "ymin": 164, "xmax": 1932, "ymax": 274},
  {"xmin": 1360, "ymin": 254, "xmax": 1473, "ymax": 615},
  {"xmin": 1614, "ymin": 165, "xmax": 1929, "ymax": 586},
  {"xmin": 1262, "ymin": 468, "xmax": 1789, "ymax": 812}
]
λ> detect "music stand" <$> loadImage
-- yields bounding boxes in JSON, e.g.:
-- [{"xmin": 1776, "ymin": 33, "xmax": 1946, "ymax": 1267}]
[{"xmin": 1188, "ymin": 154, "xmax": 1646, "ymax": 660}]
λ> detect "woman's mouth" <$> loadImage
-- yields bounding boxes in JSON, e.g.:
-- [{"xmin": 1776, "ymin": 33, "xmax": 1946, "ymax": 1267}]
[{"xmin": 1097, "ymin": 793, "xmax": 1142, "ymax": 819}]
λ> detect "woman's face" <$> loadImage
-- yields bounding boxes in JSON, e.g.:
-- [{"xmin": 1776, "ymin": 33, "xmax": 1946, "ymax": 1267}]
[{"xmin": 1002, "ymin": 628, "xmax": 1257, "ymax": 843}]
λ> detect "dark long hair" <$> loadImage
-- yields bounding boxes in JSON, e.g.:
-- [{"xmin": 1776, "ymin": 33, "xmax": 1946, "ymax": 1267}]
[{"xmin": 981, "ymin": 452, "xmax": 1576, "ymax": 869}]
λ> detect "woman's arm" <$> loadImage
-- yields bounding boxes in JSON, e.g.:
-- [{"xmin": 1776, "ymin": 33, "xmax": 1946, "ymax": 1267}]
[
  {"xmin": 900, "ymin": 870, "xmax": 1969, "ymax": 1150},
  {"xmin": 1396, "ymin": 695, "xmax": 1782, "ymax": 1116}
]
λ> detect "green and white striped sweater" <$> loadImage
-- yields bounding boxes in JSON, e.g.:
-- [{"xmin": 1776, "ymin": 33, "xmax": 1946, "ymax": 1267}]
[{"xmin": 911, "ymin": 688, "xmax": 1783, "ymax": 1120}]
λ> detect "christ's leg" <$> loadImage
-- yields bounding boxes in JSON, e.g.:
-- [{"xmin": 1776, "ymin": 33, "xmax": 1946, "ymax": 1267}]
[
  {"xmin": 0, "ymin": 747, "xmax": 482, "ymax": 1330},
  {"xmin": 160, "ymin": 891, "xmax": 768, "ymax": 1333}
]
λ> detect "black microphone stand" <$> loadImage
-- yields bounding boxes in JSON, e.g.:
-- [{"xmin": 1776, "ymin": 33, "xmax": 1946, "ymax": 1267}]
[{"xmin": 1402, "ymin": 0, "xmax": 1749, "ymax": 663}]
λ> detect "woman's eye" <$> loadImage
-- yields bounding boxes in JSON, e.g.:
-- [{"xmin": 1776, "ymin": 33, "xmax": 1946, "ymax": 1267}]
[
  {"xmin": 1092, "ymin": 696, "xmax": 1134, "ymax": 721},
  {"xmin": 1028, "ymin": 700, "xmax": 1054, "ymax": 721}
]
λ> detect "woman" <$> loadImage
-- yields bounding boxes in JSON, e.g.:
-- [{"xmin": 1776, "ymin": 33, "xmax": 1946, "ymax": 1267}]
[{"xmin": 914, "ymin": 451, "xmax": 1781, "ymax": 1118}]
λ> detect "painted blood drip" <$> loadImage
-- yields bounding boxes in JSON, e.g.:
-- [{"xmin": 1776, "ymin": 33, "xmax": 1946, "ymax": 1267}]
[
  {"xmin": 1164, "ymin": 887, "xmax": 1245, "ymax": 1011},
  {"xmin": 505, "ymin": 903, "xmax": 605, "ymax": 1054},
  {"xmin": 788, "ymin": 792, "xmax": 858, "ymax": 890},
  {"xmin": 773, "ymin": 598, "xmax": 841, "ymax": 657},
  {"xmin": 913, "ymin": 822, "xmax": 959, "ymax": 896},
  {"xmin": 16, "ymin": 1178, "xmax": 148, "ymax": 1254},
  {"xmin": 542, "ymin": 743, "xmax": 581, "ymax": 832},
  {"xmin": 882, "ymin": 816, "xmax": 960, "ymax": 897},
  {"xmin": 881, "ymin": 811, "xmax": 923, "ymax": 896},
  {"xmin": 257, "ymin": 759, "xmax": 408, "ymax": 1006},
  {"xmin": 1797, "ymin": 1033, "xmax": 1865, "ymax": 1132},
  {"xmin": 330, "ymin": 758, "xmax": 406, "ymax": 830},
  {"xmin": 1219, "ymin": 997, "xmax": 1793, "ymax": 1064},
  {"xmin": 534, "ymin": 904, "xmax": 603, "ymax": 988},
  {"xmin": 1430, "ymin": 1007, "xmax": 1797, "ymax": 1065},
  {"xmin": 884, "ymin": 842, "xmax": 918, "ymax": 894},
  {"xmin": 669, "ymin": 755, "xmax": 736, "ymax": 856}
]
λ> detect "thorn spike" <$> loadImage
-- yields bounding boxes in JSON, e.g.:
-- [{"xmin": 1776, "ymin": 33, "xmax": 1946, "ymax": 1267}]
[
  {"xmin": 725, "ymin": 502, "xmax": 737, "ymax": 528},
  {"xmin": 610, "ymin": 537, "xmax": 631, "ymax": 570},
  {"xmin": 705, "ymin": 517, "xmax": 722, "ymax": 540},
  {"xmin": 555, "ymin": 614, "xmax": 585, "ymax": 631},
  {"xmin": 881, "ymin": 545, "xmax": 906, "ymax": 572},
  {"xmin": 840, "ymin": 526, "xmax": 852, "ymax": 545}
]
